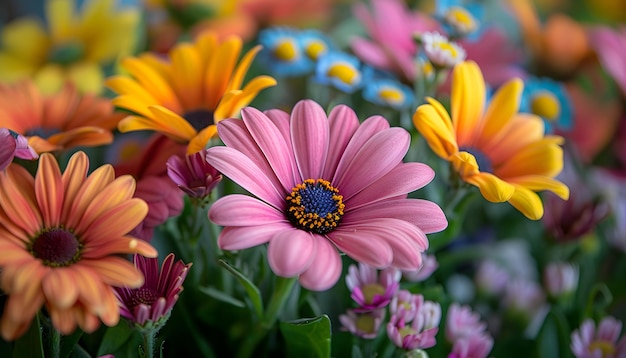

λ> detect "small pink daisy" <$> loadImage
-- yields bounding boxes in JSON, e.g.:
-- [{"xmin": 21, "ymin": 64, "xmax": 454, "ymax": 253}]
[
  {"xmin": 346, "ymin": 263, "xmax": 401, "ymax": 312},
  {"xmin": 207, "ymin": 99, "xmax": 447, "ymax": 291},
  {"xmin": 571, "ymin": 317, "xmax": 626, "ymax": 358}
]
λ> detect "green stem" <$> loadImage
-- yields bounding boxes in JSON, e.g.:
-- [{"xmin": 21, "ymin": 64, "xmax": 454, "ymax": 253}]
[
  {"xmin": 51, "ymin": 326, "xmax": 61, "ymax": 358},
  {"xmin": 237, "ymin": 277, "xmax": 297, "ymax": 358},
  {"xmin": 141, "ymin": 330, "xmax": 156, "ymax": 358}
]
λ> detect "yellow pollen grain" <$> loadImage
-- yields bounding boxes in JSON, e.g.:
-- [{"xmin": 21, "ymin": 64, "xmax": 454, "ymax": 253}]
[
  {"xmin": 531, "ymin": 91, "xmax": 560, "ymax": 121},
  {"xmin": 327, "ymin": 63, "xmax": 358, "ymax": 85},
  {"xmin": 435, "ymin": 41, "xmax": 458, "ymax": 58},
  {"xmin": 274, "ymin": 40, "xmax": 298, "ymax": 61}
]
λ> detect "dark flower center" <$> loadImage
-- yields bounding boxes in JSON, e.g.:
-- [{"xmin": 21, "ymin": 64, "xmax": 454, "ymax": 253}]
[
  {"xmin": 7, "ymin": 129, "xmax": 19, "ymax": 139},
  {"xmin": 47, "ymin": 41, "xmax": 85, "ymax": 66},
  {"xmin": 30, "ymin": 228, "xmax": 81, "ymax": 267},
  {"xmin": 459, "ymin": 146, "xmax": 493, "ymax": 173},
  {"xmin": 183, "ymin": 109, "xmax": 215, "ymax": 132},
  {"xmin": 129, "ymin": 287, "xmax": 160, "ymax": 308},
  {"xmin": 25, "ymin": 127, "xmax": 61, "ymax": 138},
  {"xmin": 286, "ymin": 179, "xmax": 345, "ymax": 234}
]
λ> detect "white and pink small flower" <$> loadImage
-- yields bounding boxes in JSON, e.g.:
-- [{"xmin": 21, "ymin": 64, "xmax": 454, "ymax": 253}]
[
  {"xmin": 474, "ymin": 260, "xmax": 510, "ymax": 296},
  {"xmin": 387, "ymin": 293, "xmax": 441, "ymax": 350},
  {"xmin": 448, "ymin": 333, "xmax": 494, "ymax": 358},
  {"xmin": 445, "ymin": 303, "xmax": 488, "ymax": 342},
  {"xmin": 571, "ymin": 316, "xmax": 626, "ymax": 358},
  {"xmin": 339, "ymin": 308, "xmax": 386, "ymax": 339},
  {"xmin": 544, "ymin": 261, "xmax": 579, "ymax": 299},
  {"xmin": 346, "ymin": 262, "xmax": 401, "ymax": 312},
  {"xmin": 402, "ymin": 253, "xmax": 438, "ymax": 282}
]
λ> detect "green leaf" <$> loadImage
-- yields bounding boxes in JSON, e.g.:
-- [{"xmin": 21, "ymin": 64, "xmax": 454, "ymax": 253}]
[
  {"xmin": 279, "ymin": 315, "xmax": 331, "ymax": 358},
  {"xmin": 217, "ymin": 259, "xmax": 264, "ymax": 318},
  {"xmin": 60, "ymin": 329, "xmax": 84, "ymax": 358},
  {"xmin": 535, "ymin": 310, "xmax": 572, "ymax": 358},
  {"xmin": 13, "ymin": 315, "xmax": 44, "ymax": 358},
  {"xmin": 199, "ymin": 286, "xmax": 246, "ymax": 309},
  {"xmin": 96, "ymin": 321, "xmax": 141, "ymax": 357}
]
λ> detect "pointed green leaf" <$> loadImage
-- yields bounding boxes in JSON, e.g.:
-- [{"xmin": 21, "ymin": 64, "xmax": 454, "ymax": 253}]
[
  {"xmin": 279, "ymin": 315, "xmax": 331, "ymax": 358},
  {"xmin": 217, "ymin": 259, "xmax": 264, "ymax": 318},
  {"xmin": 13, "ymin": 315, "xmax": 44, "ymax": 358}
]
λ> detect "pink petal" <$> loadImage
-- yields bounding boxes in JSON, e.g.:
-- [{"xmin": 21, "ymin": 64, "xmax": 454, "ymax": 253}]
[
  {"xmin": 335, "ymin": 128, "xmax": 410, "ymax": 200},
  {"xmin": 345, "ymin": 198, "xmax": 448, "ymax": 234},
  {"xmin": 206, "ymin": 146, "xmax": 285, "ymax": 210},
  {"xmin": 241, "ymin": 107, "xmax": 298, "ymax": 192},
  {"xmin": 332, "ymin": 115, "xmax": 389, "ymax": 183},
  {"xmin": 209, "ymin": 194, "xmax": 287, "ymax": 226},
  {"xmin": 299, "ymin": 236, "xmax": 342, "ymax": 291},
  {"xmin": 328, "ymin": 227, "xmax": 393, "ymax": 268},
  {"xmin": 267, "ymin": 229, "xmax": 316, "ymax": 277},
  {"xmin": 291, "ymin": 100, "xmax": 329, "ymax": 180},
  {"xmin": 322, "ymin": 105, "xmax": 360, "ymax": 179},
  {"xmin": 0, "ymin": 130, "xmax": 16, "ymax": 170},
  {"xmin": 218, "ymin": 222, "xmax": 291, "ymax": 251},
  {"xmin": 263, "ymin": 109, "xmax": 291, "ymax": 142},
  {"xmin": 346, "ymin": 162, "xmax": 434, "ymax": 210},
  {"xmin": 351, "ymin": 38, "xmax": 395, "ymax": 70}
]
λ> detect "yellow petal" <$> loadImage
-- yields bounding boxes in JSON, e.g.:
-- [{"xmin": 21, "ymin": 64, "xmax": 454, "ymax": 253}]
[
  {"xmin": 121, "ymin": 57, "xmax": 182, "ymax": 113},
  {"xmin": 507, "ymin": 175, "xmax": 570, "ymax": 200},
  {"xmin": 508, "ymin": 185, "xmax": 544, "ymax": 220},
  {"xmin": 1, "ymin": 18, "xmax": 49, "ymax": 60},
  {"xmin": 465, "ymin": 172, "xmax": 515, "ymax": 203},
  {"xmin": 451, "ymin": 61, "xmax": 485, "ymax": 146},
  {"xmin": 188, "ymin": 125, "xmax": 218, "ymax": 154},
  {"xmin": 213, "ymin": 75, "xmax": 277, "ymax": 121},
  {"xmin": 105, "ymin": 76, "xmax": 158, "ymax": 103},
  {"xmin": 66, "ymin": 62, "xmax": 104, "ymax": 94},
  {"xmin": 413, "ymin": 103, "xmax": 459, "ymax": 159},
  {"xmin": 226, "ymin": 44, "xmax": 262, "ymax": 92},
  {"xmin": 479, "ymin": 78, "xmax": 523, "ymax": 142},
  {"xmin": 204, "ymin": 36, "xmax": 242, "ymax": 108},
  {"xmin": 47, "ymin": 0, "xmax": 74, "ymax": 42},
  {"xmin": 0, "ymin": 54, "xmax": 38, "ymax": 81},
  {"xmin": 450, "ymin": 151, "xmax": 480, "ymax": 177},
  {"xmin": 34, "ymin": 64, "xmax": 66, "ymax": 95},
  {"xmin": 170, "ymin": 43, "xmax": 203, "ymax": 109}
]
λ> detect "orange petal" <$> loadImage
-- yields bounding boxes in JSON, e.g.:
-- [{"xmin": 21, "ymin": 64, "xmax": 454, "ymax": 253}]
[
  {"xmin": 78, "ymin": 199, "xmax": 148, "ymax": 242},
  {"xmin": 482, "ymin": 114, "xmax": 545, "ymax": 166},
  {"xmin": 187, "ymin": 125, "xmax": 218, "ymax": 154},
  {"xmin": 77, "ymin": 174, "xmax": 137, "ymax": 230},
  {"xmin": 82, "ymin": 236, "xmax": 157, "ymax": 259},
  {"xmin": 66, "ymin": 164, "xmax": 114, "ymax": 229},
  {"xmin": 170, "ymin": 43, "xmax": 203, "ymax": 109},
  {"xmin": 35, "ymin": 153, "xmax": 63, "ymax": 227},
  {"xmin": 61, "ymin": 151, "xmax": 89, "ymax": 215},
  {"xmin": 42, "ymin": 268, "xmax": 79, "ymax": 309},
  {"xmin": 0, "ymin": 165, "xmax": 41, "ymax": 237},
  {"xmin": 204, "ymin": 36, "xmax": 242, "ymax": 108},
  {"xmin": 496, "ymin": 137, "xmax": 565, "ymax": 178},
  {"xmin": 80, "ymin": 256, "xmax": 144, "ymax": 288}
]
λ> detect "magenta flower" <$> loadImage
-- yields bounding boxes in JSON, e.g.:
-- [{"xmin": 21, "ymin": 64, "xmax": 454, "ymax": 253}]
[
  {"xmin": 339, "ymin": 308, "xmax": 386, "ymax": 339},
  {"xmin": 167, "ymin": 149, "xmax": 223, "ymax": 199},
  {"xmin": 0, "ymin": 128, "xmax": 38, "ymax": 170},
  {"xmin": 590, "ymin": 26, "xmax": 626, "ymax": 97},
  {"xmin": 448, "ymin": 333, "xmax": 494, "ymax": 358},
  {"xmin": 387, "ymin": 293, "xmax": 441, "ymax": 350},
  {"xmin": 389, "ymin": 289, "xmax": 423, "ymax": 322},
  {"xmin": 544, "ymin": 262, "xmax": 579, "ymax": 299},
  {"xmin": 445, "ymin": 303, "xmax": 488, "ymax": 343},
  {"xmin": 571, "ymin": 317, "xmax": 626, "ymax": 358},
  {"xmin": 207, "ymin": 99, "xmax": 447, "ymax": 291},
  {"xmin": 346, "ymin": 263, "xmax": 400, "ymax": 311},
  {"xmin": 350, "ymin": 0, "xmax": 439, "ymax": 83},
  {"xmin": 115, "ymin": 254, "xmax": 191, "ymax": 329},
  {"xmin": 474, "ymin": 260, "xmax": 510, "ymax": 296}
]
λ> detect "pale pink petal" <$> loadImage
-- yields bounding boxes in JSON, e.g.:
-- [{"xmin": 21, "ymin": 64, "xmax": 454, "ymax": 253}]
[
  {"xmin": 0, "ymin": 130, "xmax": 16, "ymax": 170},
  {"xmin": 241, "ymin": 107, "xmax": 298, "ymax": 192},
  {"xmin": 346, "ymin": 163, "xmax": 434, "ymax": 210},
  {"xmin": 327, "ymin": 227, "xmax": 393, "ymax": 268},
  {"xmin": 299, "ymin": 236, "xmax": 342, "ymax": 291},
  {"xmin": 209, "ymin": 194, "xmax": 287, "ymax": 226},
  {"xmin": 218, "ymin": 223, "xmax": 292, "ymax": 251},
  {"xmin": 291, "ymin": 100, "xmax": 329, "ymax": 180},
  {"xmin": 206, "ymin": 146, "xmax": 285, "ymax": 210},
  {"xmin": 332, "ymin": 115, "xmax": 389, "ymax": 183},
  {"xmin": 267, "ymin": 229, "xmax": 316, "ymax": 277},
  {"xmin": 345, "ymin": 199, "xmax": 448, "ymax": 234},
  {"xmin": 335, "ymin": 128, "xmax": 410, "ymax": 200},
  {"xmin": 351, "ymin": 38, "xmax": 395, "ymax": 70},
  {"xmin": 322, "ymin": 105, "xmax": 360, "ymax": 179},
  {"xmin": 263, "ymin": 109, "xmax": 291, "ymax": 142}
]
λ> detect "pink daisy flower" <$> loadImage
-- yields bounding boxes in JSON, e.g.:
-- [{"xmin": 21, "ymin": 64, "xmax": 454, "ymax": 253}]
[
  {"xmin": 346, "ymin": 262, "xmax": 401, "ymax": 312},
  {"xmin": 445, "ymin": 303, "xmax": 488, "ymax": 343},
  {"xmin": 207, "ymin": 99, "xmax": 447, "ymax": 291},
  {"xmin": 571, "ymin": 316, "xmax": 626, "ymax": 358}
]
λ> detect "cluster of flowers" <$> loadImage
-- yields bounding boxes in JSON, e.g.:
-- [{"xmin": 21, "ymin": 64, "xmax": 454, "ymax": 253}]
[{"xmin": 0, "ymin": 0, "xmax": 626, "ymax": 357}]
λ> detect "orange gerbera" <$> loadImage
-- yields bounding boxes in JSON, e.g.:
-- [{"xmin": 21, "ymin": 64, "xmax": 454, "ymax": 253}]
[
  {"xmin": 106, "ymin": 31, "xmax": 277, "ymax": 154},
  {"xmin": 413, "ymin": 61, "xmax": 569, "ymax": 220},
  {"xmin": 0, "ymin": 80, "xmax": 123, "ymax": 153},
  {"xmin": 0, "ymin": 151, "xmax": 157, "ymax": 340}
]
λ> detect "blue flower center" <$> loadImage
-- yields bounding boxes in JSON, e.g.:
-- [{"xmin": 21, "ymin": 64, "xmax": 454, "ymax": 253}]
[
  {"xmin": 460, "ymin": 146, "xmax": 493, "ymax": 173},
  {"xmin": 286, "ymin": 179, "xmax": 345, "ymax": 234},
  {"xmin": 30, "ymin": 228, "xmax": 82, "ymax": 267}
]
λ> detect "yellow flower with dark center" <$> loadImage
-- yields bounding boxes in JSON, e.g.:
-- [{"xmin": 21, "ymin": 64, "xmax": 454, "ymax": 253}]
[
  {"xmin": 0, "ymin": 80, "xmax": 123, "ymax": 154},
  {"xmin": 0, "ymin": 0, "xmax": 139, "ymax": 94},
  {"xmin": 413, "ymin": 61, "xmax": 569, "ymax": 219},
  {"xmin": 106, "ymin": 31, "xmax": 277, "ymax": 154},
  {"xmin": 0, "ymin": 151, "xmax": 157, "ymax": 340}
]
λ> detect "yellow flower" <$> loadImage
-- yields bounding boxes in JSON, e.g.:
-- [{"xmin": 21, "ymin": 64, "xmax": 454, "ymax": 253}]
[
  {"xmin": 0, "ymin": 0, "xmax": 139, "ymax": 94},
  {"xmin": 0, "ymin": 151, "xmax": 157, "ymax": 340},
  {"xmin": 0, "ymin": 80, "xmax": 123, "ymax": 154},
  {"xmin": 413, "ymin": 61, "xmax": 569, "ymax": 220},
  {"xmin": 106, "ymin": 31, "xmax": 277, "ymax": 154}
]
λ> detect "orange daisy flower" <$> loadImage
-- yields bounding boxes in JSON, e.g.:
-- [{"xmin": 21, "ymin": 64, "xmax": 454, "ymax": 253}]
[
  {"xmin": 413, "ymin": 61, "xmax": 569, "ymax": 220},
  {"xmin": 106, "ymin": 31, "xmax": 277, "ymax": 154},
  {"xmin": 0, "ymin": 151, "xmax": 157, "ymax": 340},
  {"xmin": 0, "ymin": 80, "xmax": 123, "ymax": 154}
]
